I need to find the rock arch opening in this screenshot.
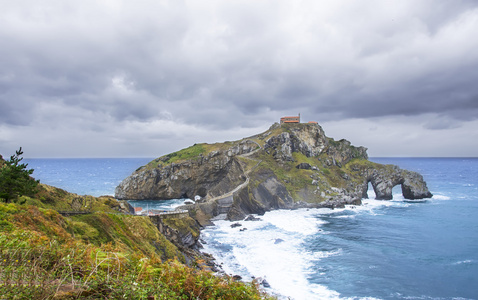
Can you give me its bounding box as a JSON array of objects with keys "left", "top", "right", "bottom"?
[
  {"left": 365, "top": 179, "right": 407, "bottom": 200},
  {"left": 366, "top": 182, "right": 376, "bottom": 199},
  {"left": 392, "top": 184, "right": 403, "bottom": 199}
]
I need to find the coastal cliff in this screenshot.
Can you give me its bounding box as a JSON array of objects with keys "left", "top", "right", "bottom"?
[{"left": 115, "top": 123, "right": 432, "bottom": 224}]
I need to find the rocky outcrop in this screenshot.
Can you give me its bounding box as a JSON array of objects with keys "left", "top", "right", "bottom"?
[
  {"left": 325, "top": 139, "right": 368, "bottom": 167},
  {"left": 355, "top": 163, "right": 433, "bottom": 200},
  {"left": 150, "top": 214, "right": 200, "bottom": 249},
  {"left": 115, "top": 140, "right": 257, "bottom": 200},
  {"left": 399, "top": 170, "right": 434, "bottom": 199},
  {"left": 115, "top": 123, "right": 432, "bottom": 224},
  {"left": 264, "top": 123, "right": 329, "bottom": 161},
  {"left": 117, "top": 200, "right": 136, "bottom": 214}
]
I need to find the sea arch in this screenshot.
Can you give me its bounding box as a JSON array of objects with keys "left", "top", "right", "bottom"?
[{"left": 362, "top": 167, "right": 432, "bottom": 200}]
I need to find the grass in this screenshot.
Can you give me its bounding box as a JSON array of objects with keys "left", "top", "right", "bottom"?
[
  {"left": 0, "top": 236, "right": 268, "bottom": 299},
  {"left": 146, "top": 144, "right": 207, "bottom": 169},
  {"left": 145, "top": 142, "right": 240, "bottom": 169},
  {"left": 204, "top": 141, "right": 237, "bottom": 153},
  {"left": 20, "top": 183, "right": 123, "bottom": 214},
  {"left": 69, "top": 212, "right": 183, "bottom": 261},
  {"left": 0, "top": 202, "right": 272, "bottom": 299}
]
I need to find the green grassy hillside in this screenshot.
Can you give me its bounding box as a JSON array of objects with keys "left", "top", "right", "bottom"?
[
  {"left": 0, "top": 151, "right": 271, "bottom": 299},
  {"left": 0, "top": 201, "right": 269, "bottom": 299}
]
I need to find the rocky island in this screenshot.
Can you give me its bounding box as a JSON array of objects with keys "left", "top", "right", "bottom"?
[{"left": 115, "top": 122, "right": 432, "bottom": 225}]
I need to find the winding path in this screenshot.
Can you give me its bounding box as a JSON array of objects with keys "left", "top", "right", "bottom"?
[{"left": 206, "top": 140, "right": 262, "bottom": 204}]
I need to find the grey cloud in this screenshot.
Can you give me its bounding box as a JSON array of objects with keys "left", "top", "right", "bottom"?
[
  {"left": 1, "top": 0, "right": 478, "bottom": 157},
  {"left": 423, "top": 116, "right": 461, "bottom": 130}
]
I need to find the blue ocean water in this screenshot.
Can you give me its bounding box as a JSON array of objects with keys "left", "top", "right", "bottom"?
[
  {"left": 202, "top": 158, "right": 478, "bottom": 300},
  {"left": 24, "top": 158, "right": 187, "bottom": 211},
  {"left": 24, "top": 158, "right": 153, "bottom": 197},
  {"left": 23, "top": 157, "right": 478, "bottom": 299}
]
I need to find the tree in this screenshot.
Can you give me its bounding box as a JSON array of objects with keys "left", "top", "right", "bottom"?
[{"left": 0, "top": 147, "right": 39, "bottom": 203}]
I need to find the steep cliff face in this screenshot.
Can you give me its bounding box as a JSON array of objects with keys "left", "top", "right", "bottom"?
[
  {"left": 115, "top": 123, "right": 432, "bottom": 223},
  {"left": 115, "top": 140, "right": 257, "bottom": 200}
]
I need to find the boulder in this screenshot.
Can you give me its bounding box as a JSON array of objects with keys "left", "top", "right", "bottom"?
[
  {"left": 232, "top": 275, "right": 242, "bottom": 281},
  {"left": 244, "top": 215, "right": 261, "bottom": 221},
  {"left": 261, "top": 279, "right": 271, "bottom": 288},
  {"left": 296, "top": 163, "right": 312, "bottom": 170}
]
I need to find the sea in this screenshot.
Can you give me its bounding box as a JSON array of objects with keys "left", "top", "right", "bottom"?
[{"left": 24, "top": 157, "right": 478, "bottom": 300}]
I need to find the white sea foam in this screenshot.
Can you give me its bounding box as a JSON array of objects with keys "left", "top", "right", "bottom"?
[
  {"left": 334, "top": 214, "right": 356, "bottom": 219},
  {"left": 452, "top": 259, "right": 474, "bottom": 265},
  {"left": 432, "top": 194, "right": 451, "bottom": 200},
  {"left": 349, "top": 198, "right": 405, "bottom": 215},
  {"left": 201, "top": 209, "right": 344, "bottom": 299},
  {"left": 261, "top": 208, "right": 326, "bottom": 235},
  {"left": 392, "top": 193, "right": 406, "bottom": 201},
  {"left": 201, "top": 198, "right": 422, "bottom": 299},
  {"left": 367, "top": 188, "right": 376, "bottom": 199},
  {"left": 310, "top": 248, "right": 343, "bottom": 260}
]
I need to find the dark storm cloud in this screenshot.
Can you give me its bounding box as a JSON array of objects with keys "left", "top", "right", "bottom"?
[{"left": 1, "top": 0, "right": 478, "bottom": 157}]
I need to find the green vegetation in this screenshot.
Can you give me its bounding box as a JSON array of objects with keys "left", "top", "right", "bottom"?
[
  {"left": 146, "top": 139, "right": 257, "bottom": 170},
  {"left": 162, "top": 144, "right": 206, "bottom": 164},
  {"left": 69, "top": 213, "right": 183, "bottom": 261},
  {"left": 147, "top": 144, "right": 207, "bottom": 168},
  {"left": 292, "top": 152, "right": 318, "bottom": 167},
  {"left": 0, "top": 149, "right": 272, "bottom": 299},
  {"left": 327, "top": 137, "right": 340, "bottom": 147},
  {"left": 343, "top": 158, "right": 376, "bottom": 171},
  {"left": 0, "top": 148, "right": 39, "bottom": 203},
  {"left": 0, "top": 203, "right": 268, "bottom": 299},
  {"left": 204, "top": 141, "right": 236, "bottom": 152},
  {"left": 17, "top": 183, "right": 124, "bottom": 213}
]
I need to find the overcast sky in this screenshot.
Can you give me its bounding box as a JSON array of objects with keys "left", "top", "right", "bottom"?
[{"left": 1, "top": 0, "right": 478, "bottom": 158}]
